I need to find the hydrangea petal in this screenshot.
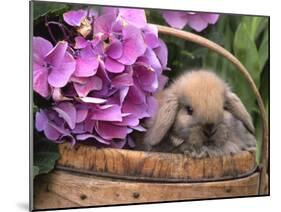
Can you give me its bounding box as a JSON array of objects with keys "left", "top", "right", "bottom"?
[
  {"left": 110, "top": 139, "right": 127, "bottom": 149},
  {"left": 101, "top": 7, "right": 118, "bottom": 16},
  {"left": 72, "top": 123, "right": 86, "bottom": 134},
  {"left": 63, "top": 9, "right": 87, "bottom": 26},
  {"left": 131, "top": 125, "right": 146, "bottom": 132},
  {"left": 33, "top": 66, "right": 50, "bottom": 97},
  {"left": 111, "top": 20, "right": 123, "bottom": 32},
  {"left": 127, "top": 84, "right": 146, "bottom": 104},
  {"left": 91, "top": 105, "right": 122, "bottom": 121},
  {"left": 144, "top": 32, "right": 159, "bottom": 48},
  {"left": 76, "top": 134, "right": 110, "bottom": 144},
  {"left": 113, "top": 114, "right": 139, "bottom": 126},
  {"left": 74, "top": 36, "right": 89, "bottom": 49},
  {"left": 123, "top": 99, "right": 150, "bottom": 119},
  {"left": 90, "top": 84, "right": 117, "bottom": 99},
  {"left": 91, "top": 39, "right": 104, "bottom": 55},
  {"left": 154, "top": 39, "right": 168, "bottom": 69},
  {"left": 144, "top": 24, "right": 158, "bottom": 36},
  {"left": 94, "top": 13, "right": 116, "bottom": 35},
  {"left": 105, "top": 57, "right": 125, "bottom": 73},
  {"left": 48, "top": 122, "right": 70, "bottom": 135},
  {"left": 48, "top": 52, "right": 76, "bottom": 88},
  {"left": 74, "top": 57, "right": 99, "bottom": 77},
  {"left": 106, "top": 40, "right": 123, "bottom": 59},
  {"left": 35, "top": 110, "right": 48, "bottom": 131},
  {"left": 88, "top": 8, "right": 98, "bottom": 18},
  {"left": 84, "top": 119, "right": 96, "bottom": 133},
  {"left": 53, "top": 102, "right": 77, "bottom": 129},
  {"left": 96, "top": 121, "right": 128, "bottom": 139},
  {"left": 96, "top": 61, "right": 111, "bottom": 83},
  {"left": 33, "top": 37, "right": 53, "bottom": 61},
  {"left": 76, "top": 109, "right": 88, "bottom": 123},
  {"left": 201, "top": 13, "right": 220, "bottom": 24},
  {"left": 79, "top": 96, "right": 107, "bottom": 104},
  {"left": 118, "top": 26, "right": 146, "bottom": 65},
  {"left": 52, "top": 88, "right": 72, "bottom": 102},
  {"left": 52, "top": 115, "right": 65, "bottom": 127},
  {"left": 147, "top": 96, "right": 158, "bottom": 116},
  {"left": 162, "top": 11, "right": 188, "bottom": 29},
  {"left": 119, "top": 8, "right": 147, "bottom": 28},
  {"left": 47, "top": 110, "right": 57, "bottom": 121},
  {"left": 74, "top": 46, "right": 99, "bottom": 77},
  {"left": 157, "top": 74, "right": 169, "bottom": 91},
  {"left": 187, "top": 14, "right": 208, "bottom": 32},
  {"left": 134, "top": 64, "right": 158, "bottom": 92},
  {"left": 112, "top": 73, "right": 133, "bottom": 88},
  {"left": 119, "top": 87, "right": 129, "bottom": 104},
  {"left": 60, "top": 134, "right": 76, "bottom": 146},
  {"left": 74, "top": 76, "right": 102, "bottom": 97},
  {"left": 49, "top": 122, "right": 70, "bottom": 135},
  {"left": 138, "top": 48, "right": 162, "bottom": 73},
  {"left": 45, "top": 41, "right": 68, "bottom": 68},
  {"left": 44, "top": 123, "right": 61, "bottom": 140}
]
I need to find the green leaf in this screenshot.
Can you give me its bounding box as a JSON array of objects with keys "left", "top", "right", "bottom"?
[
  {"left": 255, "top": 18, "right": 269, "bottom": 42},
  {"left": 259, "top": 65, "right": 269, "bottom": 105},
  {"left": 203, "top": 51, "right": 219, "bottom": 70},
  {"left": 219, "top": 18, "right": 235, "bottom": 79},
  {"left": 181, "top": 50, "right": 195, "bottom": 59},
  {"left": 258, "top": 28, "right": 269, "bottom": 71},
  {"left": 233, "top": 21, "right": 261, "bottom": 86},
  {"left": 34, "top": 152, "right": 59, "bottom": 175},
  {"left": 33, "top": 139, "right": 59, "bottom": 177},
  {"left": 33, "top": 166, "right": 40, "bottom": 178},
  {"left": 232, "top": 17, "right": 268, "bottom": 162},
  {"left": 33, "top": 1, "right": 68, "bottom": 20},
  {"left": 242, "top": 16, "right": 268, "bottom": 42}
]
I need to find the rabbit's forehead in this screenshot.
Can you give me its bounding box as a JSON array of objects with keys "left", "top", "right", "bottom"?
[{"left": 181, "top": 72, "right": 225, "bottom": 122}]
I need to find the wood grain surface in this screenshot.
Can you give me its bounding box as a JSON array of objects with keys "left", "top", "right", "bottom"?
[
  {"left": 33, "top": 170, "right": 260, "bottom": 210},
  {"left": 57, "top": 143, "right": 257, "bottom": 182}
]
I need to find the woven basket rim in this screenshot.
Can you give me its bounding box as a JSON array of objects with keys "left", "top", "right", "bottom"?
[{"left": 57, "top": 142, "right": 257, "bottom": 183}]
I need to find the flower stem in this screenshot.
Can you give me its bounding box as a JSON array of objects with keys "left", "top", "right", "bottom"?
[
  {"left": 47, "top": 21, "right": 70, "bottom": 40},
  {"left": 87, "top": 6, "right": 91, "bottom": 17},
  {"left": 45, "top": 16, "right": 57, "bottom": 44}
]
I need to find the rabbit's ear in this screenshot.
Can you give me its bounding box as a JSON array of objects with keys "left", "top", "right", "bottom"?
[
  {"left": 225, "top": 89, "right": 255, "bottom": 134},
  {"left": 144, "top": 91, "right": 178, "bottom": 146}
]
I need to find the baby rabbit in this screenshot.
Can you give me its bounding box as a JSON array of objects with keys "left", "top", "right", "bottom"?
[{"left": 143, "top": 70, "right": 256, "bottom": 158}]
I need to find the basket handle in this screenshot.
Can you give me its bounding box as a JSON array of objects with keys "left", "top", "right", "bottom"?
[{"left": 156, "top": 24, "right": 268, "bottom": 194}]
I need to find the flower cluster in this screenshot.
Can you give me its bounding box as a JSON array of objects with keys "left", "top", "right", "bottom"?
[
  {"left": 162, "top": 11, "right": 220, "bottom": 32},
  {"left": 33, "top": 8, "right": 168, "bottom": 148}
]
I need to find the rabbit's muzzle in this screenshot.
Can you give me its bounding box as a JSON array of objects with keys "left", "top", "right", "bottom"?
[{"left": 203, "top": 123, "right": 217, "bottom": 137}]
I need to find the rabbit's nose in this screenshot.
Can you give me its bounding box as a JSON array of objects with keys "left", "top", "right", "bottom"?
[{"left": 203, "top": 123, "right": 216, "bottom": 137}]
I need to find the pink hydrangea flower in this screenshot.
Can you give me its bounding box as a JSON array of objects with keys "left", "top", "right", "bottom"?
[
  {"left": 33, "top": 37, "right": 76, "bottom": 97},
  {"left": 162, "top": 11, "right": 220, "bottom": 32},
  {"left": 33, "top": 7, "right": 169, "bottom": 148}
]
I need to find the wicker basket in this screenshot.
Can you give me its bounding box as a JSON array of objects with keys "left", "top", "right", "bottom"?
[{"left": 34, "top": 25, "right": 269, "bottom": 210}]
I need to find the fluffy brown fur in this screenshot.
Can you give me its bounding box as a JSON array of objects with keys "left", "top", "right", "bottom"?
[{"left": 143, "top": 70, "right": 256, "bottom": 158}]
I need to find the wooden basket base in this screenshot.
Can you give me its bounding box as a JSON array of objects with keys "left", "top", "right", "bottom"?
[{"left": 34, "top": 170, "right": 260, "bottom": 210}]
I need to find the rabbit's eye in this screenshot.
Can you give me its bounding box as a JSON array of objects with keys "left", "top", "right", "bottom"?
[{"left": 185, "top": 106, "right": 193, "bottom": 115}]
